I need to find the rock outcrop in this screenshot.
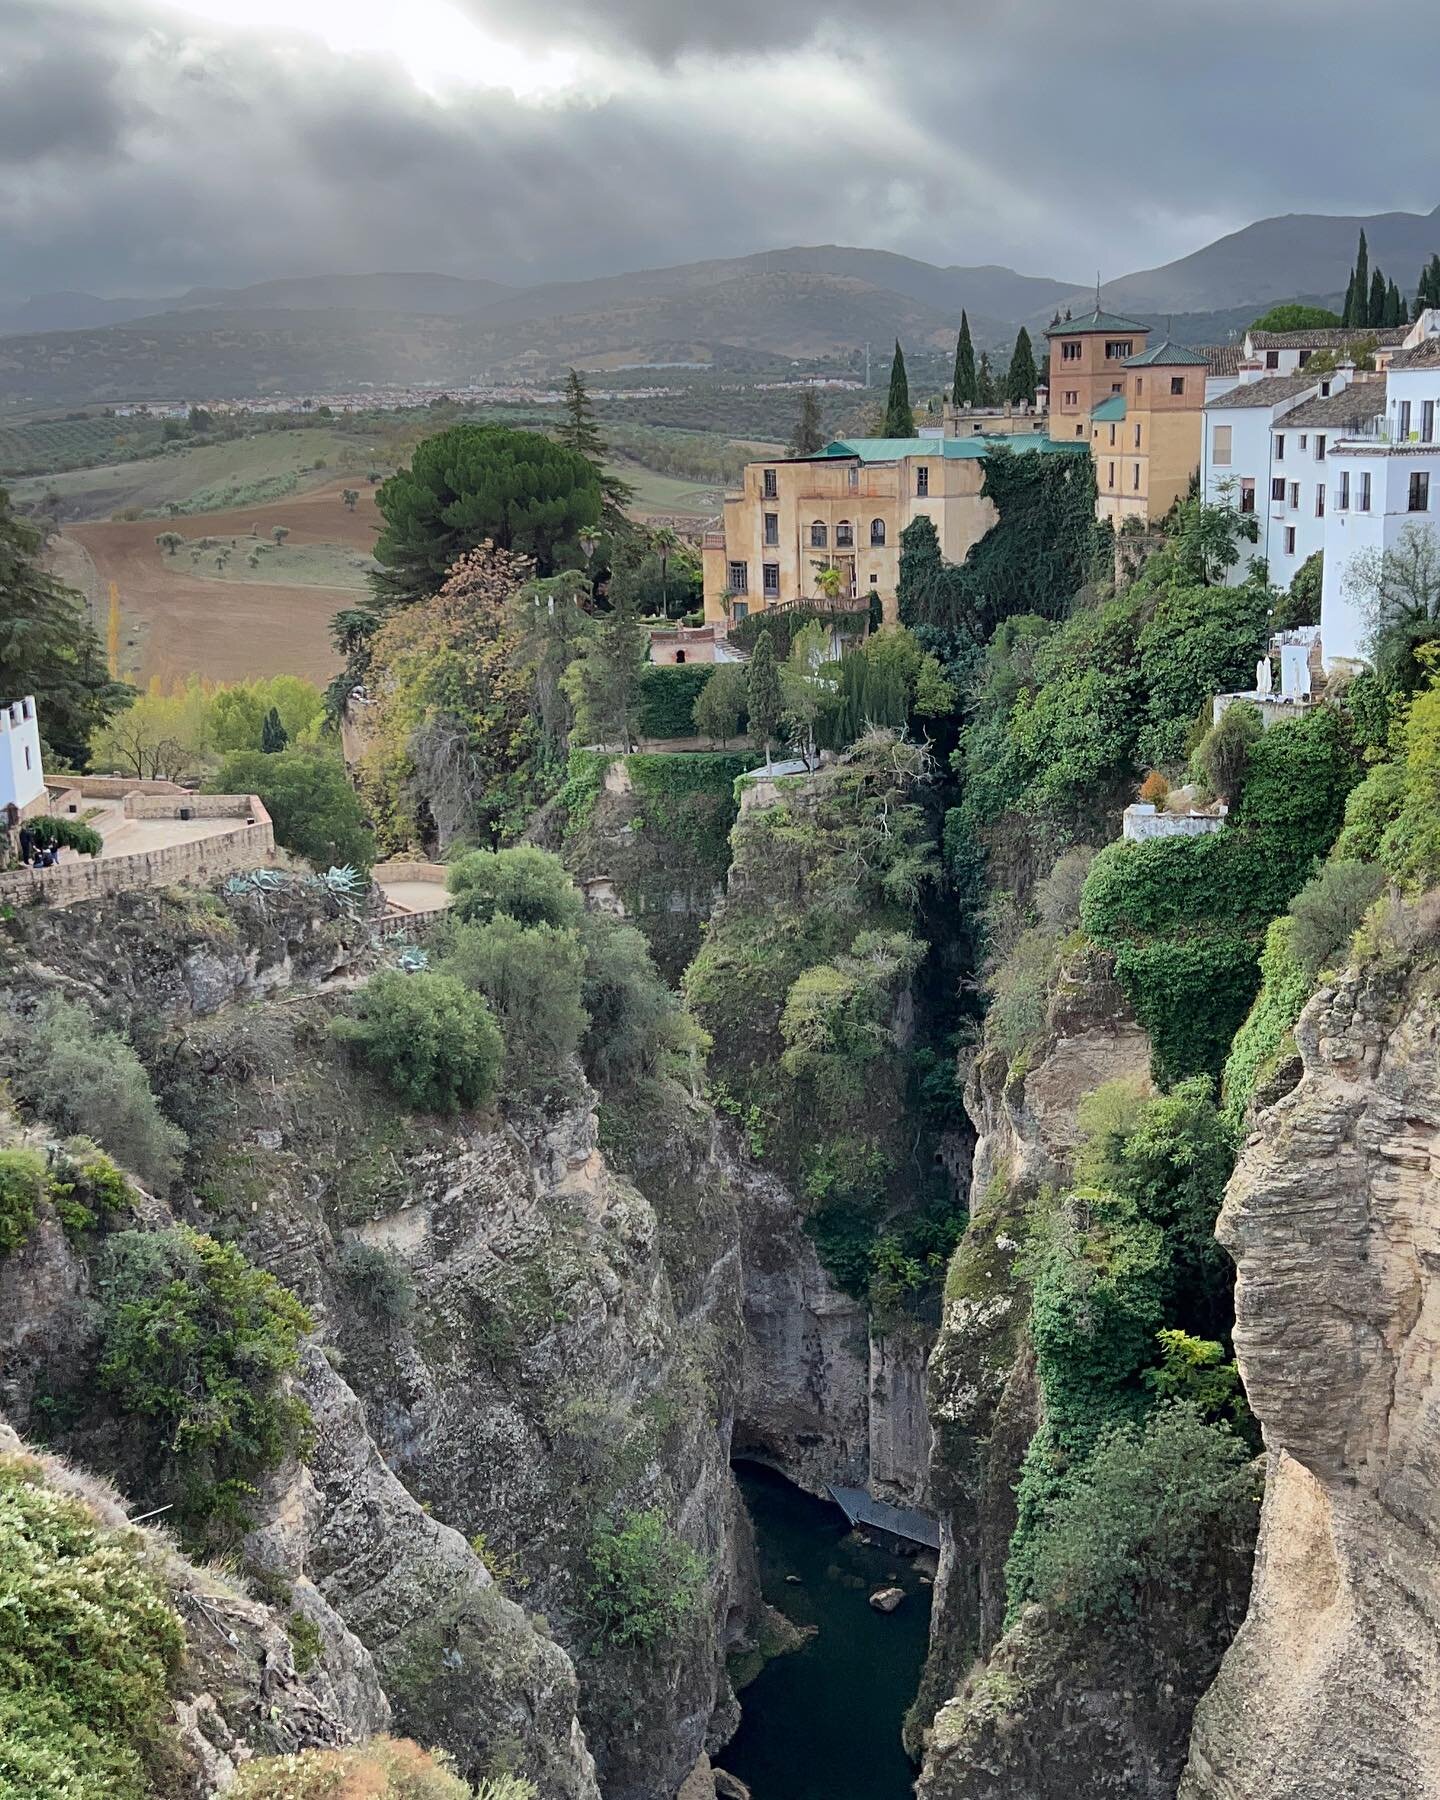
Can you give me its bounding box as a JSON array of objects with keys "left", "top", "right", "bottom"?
[
  {"left": 1182, "top": 948, "right": 1440, "bottom": 1799},
  {"left": 910, "top": 948, "right": 1152, "bottom": 1752}
]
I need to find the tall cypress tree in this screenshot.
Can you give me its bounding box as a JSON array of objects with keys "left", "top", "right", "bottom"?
[
  {"left": 1369, "top": 267, "right": 1387, "bottom": 331},
  {"left": 790, "top": 388, "right": 824, "bottom": 456},
  {"left": 1385, "top": 278, "right": 1404, "bottom": 328},
  {"left": 884, "top": 340, "right": 915, "bottom": 437},
  {"left": 746, "top": 629, "right": 783, "bottom": 768},
  {"left": 976, "top": 351, "right": 997, "bottom": 408},
  {"left": 1006, "top": 327, "right": 1038, "bottom": 405},
  {"left": 952, "top": 312, "right": 977, "bottom": 407},
  {"left": 1341, "top": 270, "right": 1357, "bottom": 328},
  {"left": 1354, "top": 230, "right": 1370, "bottom": 326}
]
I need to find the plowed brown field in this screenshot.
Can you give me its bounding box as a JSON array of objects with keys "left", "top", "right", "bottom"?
[{"left": 67, "top": 480, "right": 381, "bottom": 688}]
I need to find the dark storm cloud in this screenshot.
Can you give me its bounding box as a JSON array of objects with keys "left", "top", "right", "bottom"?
[{"left": 2, "top": 0, "right": 1438, "bottom": 305}]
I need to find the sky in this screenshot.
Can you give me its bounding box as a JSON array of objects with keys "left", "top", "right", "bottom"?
[{"left": 4, "top": 0, "right": 1440, "bottom": 303}]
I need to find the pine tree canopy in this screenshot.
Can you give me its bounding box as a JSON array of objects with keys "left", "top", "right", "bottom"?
[
  {"left": 884, "top": 340, "right": 915, "bottom": 437},
  {"left": 371, "top": 423, "right": 603, "bottom": 604}
]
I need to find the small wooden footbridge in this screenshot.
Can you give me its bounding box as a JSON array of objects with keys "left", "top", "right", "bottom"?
[{"left": 825, "top": 1484, "right": 940, "bottom": 1551}]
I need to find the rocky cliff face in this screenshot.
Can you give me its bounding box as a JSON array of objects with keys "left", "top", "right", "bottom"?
[
  {"left": 909, "top": 948, "right": 1152, "bottom": 1751},
  {"left": 1182, "top": 945, "right": 1440, "bottom": 1800}
]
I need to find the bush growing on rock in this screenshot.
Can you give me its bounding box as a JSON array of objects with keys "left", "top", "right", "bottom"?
[
  {"left": 0, "top": 1149, "right": 45, "bottom": 1256},
  {"left": 332, "top": 970, "right": 504, "bottom": 1115},
  {"left": 582, "top": 1508, "right": 708, "bottom": 1651},
  {"left": 95, "top": 1228, "right": 313, "bottom": 1531},
  {"left": 0, "top": 995, "right": 187, "bottom": 1190},
  {"left": 0, "top": 1451, "right": 185, "bottom": 1799},
  {"left": 445, "top": 845, "right": 584, "bottom": 930},
  {"left": 230, "top": 1735, "right": 505, "bottom": 1800},
  {"left": 441, "top": 916, "right": 588, "bottom": 1090}
]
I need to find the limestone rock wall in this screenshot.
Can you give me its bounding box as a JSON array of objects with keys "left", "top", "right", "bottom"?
[{"left": 1181, "top": 955, "right": 1440, "bottom": 1800}]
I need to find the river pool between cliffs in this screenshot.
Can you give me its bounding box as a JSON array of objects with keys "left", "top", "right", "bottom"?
[{"left": 717, "top": 1463, "right": 932, "bottom": 1800}]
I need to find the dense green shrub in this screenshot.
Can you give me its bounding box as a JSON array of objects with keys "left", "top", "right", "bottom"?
[
  {"left": 691, "top": 663, "right": 748, "bottom": 744},
  {"left": 333, "top": 970, "right": 504, "bottom": 1114},
  {"left": 1024, "top": 1403, "right": 1257, "bottom": 1624},
  {"left": 445, "top": 845, "right": 584, "bottom": 929},
  {"left": 1287, "top": 858, "right": 1386, "bottom": 977},
  {"left": 0, "top": 1150, "right": 45, "bottom": 1256},
  {"left": 1220, "top": 917, "right": 1310, "bottom": 1130},
  {"left": 0, "top": 1453, "right": 185, "bottom": 1799},
  {"left": 442, "top": 915, "right": 588, "bottom": 1088},
  {"left": 0, "top": 996, "right": 187, "bottom": 1190},
  {"left": 1136, "top": 582, "right": 1272, "bottom": 768},
  {"left": 578, "top": 912, "right": 696, "bottom": 1088},
  {"left": 21, "top": 815, "right": 104, "bottom": 858},
  {"left": 211, "top": 748, "right": 374, "bottom": 873},
  {"left": 95, "top": 1229, "right": 312, "bottom": 1529},
  {"left": 1192, "top": 702, "right": 1262, "bottom": 807},
  {"left": 1333, "top": 758, "right": 1407, "bottom": 863},
  {"left": 232, "top": 1735, "right": 498, "bottom": 1799},
  {"left": 636, "top": 664, "right": 714, "bottom": 738},
  {"left": 582, "top": 1508, "right": 708, "bottom": 1650}
]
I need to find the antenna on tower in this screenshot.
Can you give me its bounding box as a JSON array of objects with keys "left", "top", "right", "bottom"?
[{"left": 1095, "top": 272, "right": 1102, "bottom": 312}]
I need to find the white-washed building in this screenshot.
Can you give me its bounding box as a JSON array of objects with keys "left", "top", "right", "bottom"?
[
  {"left": 1320, "top": 312, "right": 1440, "bottom": 671},
  {"left": 0, "top": 696, "right": 44, "bottom": 817}
]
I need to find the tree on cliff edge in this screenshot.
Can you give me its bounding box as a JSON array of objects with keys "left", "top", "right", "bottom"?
[{"left": 883, "top": 341, "right": 915, "bottom": 438}]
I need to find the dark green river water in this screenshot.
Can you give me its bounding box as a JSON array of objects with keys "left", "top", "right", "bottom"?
[{"left": 716, "top": 1463, "right": 932, "bottom": 1800}]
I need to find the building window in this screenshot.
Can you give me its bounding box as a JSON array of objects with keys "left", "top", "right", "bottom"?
[
  {"left": 870, "top": 519, "right": 885, "bottom": 546},
  {"left": 1061, "top": 340, "right": 1082, "bottom": 361},
  {"left": 1213, "top": 425, "right": 1233, "bottom": 467},
  {"left": 916, "top": 467, "right": 929, "bottom": 496},
  {"left": 1133, "top": 463, "right": 1141, "bottom": 491},
  {"left": 1321, "top": 380, "right": 1332, "bottom": 396},
  {"left": 1284, "top": 526, "right": 1297, "bottom": 555},
  {"left": 869, "top": 572, "right": 878, "bottom": 586},
  {"left": 1299, "top": 436, "right": 1307, "bottom": 450},
  {"left": 1400, "top": 401, "right": 1413, "bottom": 439},
  {"left": 1171, "top": 376, "right": 1185, "bottom": 396},
  {"left": 762, "top": 469, "right": 777, "bottom": 498},
  {"left": 732, "top": 600, "right": 748, "bottom": 621},
  {"left": 1358, "top": 472, "right": 1372, "bottom": 512},
  {"left": 1316, "top": 484, "right": 1325, "bottom": 517},
  {"left": 1076, "top": 425, "right": 1084, "bottom": 438},
  {"left": 727, "top": 561, "right": 749, "bottom": 594},
  {"left": 836, "top": 520, "right": 854, "bottom": 547},
  {"left": 1271, "top": 477, "right": 1286, "bottom": 502},
  {"left": 1134, "top": 424, "right": 1141, "bottom": 448},
  {"left": 1136, "top": 378, "right": 1143, "bottom": 397},
  {"left": 763, "top": 563, "right": 780, "bottom": 595},
  {"left": 1424, "top": 400, "right": 1435, "bottom": 443},
  {"left": 1109, "top": 424, "right": 1116, "bottom": 446},
  {"left": 1299, "top": 350, "right": 1312, "bottom": 367},
  {"left": 810, "top": 521, "right": 827, "bottom": 548},
  {"left": 1315, "top": 434, "right": 1326, "bottom": 461},
  {"left": 1338, "top": 471, "right": 1350, "bottom": 510},
  {"left": 1105, "top": 339, "right": 1133, "bottom": 359},
  {"left": 848, "top": 466, "right": 860, "bottom": 491},
  {"left": 763, "top": 512, "right": 779, "bottom": 546},
  {"left": 1275, "top": 434, "right": 1285, "bottom": 461},
  {"left": 1108, "top": 461, "right": 1116, "bottom": 488},
  {"left": 1290, "top": 482, "right": 1300, "bottom": 509},
  {"left": 1240, "top": 479, "right": 1256, "bottom": 514},
  {"left": 675, "top": 649, "right": 686, "bottom": 664},
  {"left": 1409, "top": 471, "right": 1431, "bottom": 512},
  {"left": 1063, "top": 390, "right": 1078, "bottom": 407},
  {"left": 23, "top": 746, "right": 31, "bottom": 770},
  {"left": 1265, "top": 350, "right": 1280, "bottom": 369}
]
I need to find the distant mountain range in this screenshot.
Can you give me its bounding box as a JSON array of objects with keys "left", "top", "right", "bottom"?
[{"left": 2, "top": 201, "right": 1437, "bottom": 408}]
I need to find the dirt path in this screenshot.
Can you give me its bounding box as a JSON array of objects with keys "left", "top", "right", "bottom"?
[{"left": 66, "top": 480, "right": 381, "bottom": 687}]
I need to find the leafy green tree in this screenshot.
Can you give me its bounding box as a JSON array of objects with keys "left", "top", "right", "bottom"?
[
  {"left": 1193, "top": 702, "right": 1263, "bottom": 807},
  {"left": 1249, "top": 303, "right": 1342, "bottom": 332},
  {"left": 746, "top": 628, "right": 783, "bottom": 765},
  {"left": 372, "top": 424, "right": 603, "bottom": 603},
  {"left": 260, "top": 706, "right": 288, "bottom": 753},
  {"left": 578, "top": 910, "right": 694, "bottom": 1088},
  {"left": 789, "top": 388, "right": 825, "bottom": 456},
  {"left": 883, "top": 340, "right": 915, "bottom": 437},
  {"left": 562, "top": 590, "right": 648, "bottom": 750},
  {"left": 271, "top": 526, "right": 289, "bottom": 547},
  {"left": 952, "top": 311, "right": 977, "bottom": 407},
  {"left": 332, "top": 969, "right": 503, "bottom": 1113},
  {"left": 691, "top": 660, "right": 747, "bottom": 745},
  {"left": 442, "top": 914, "right": 589, "bottom": 1087},
  {"left": 1006, "top": 327, "right": 1038, "bottom": 405},
  {"left": 1274, "top": 550, "right": 1322, "bottom": 629},
  {"left": 209, "top": 749, "right": 374, "bottom": 871},
  {"left": 0, "top": 487, "right": 129, "bottom": 765},
  {"left": 155, "top": 530, "right": 185, "bottom": 555},
  {"left": 445, "top": 844, "right": 584, "bottom": 929},
  {"left": 779, "top": 621, "right": 833, "bottom": 764},
  {"left": 509, "top": 571, "right": 594, "bottom": 754},
  {"left": 341, "top": 488, "right": 360, "bottom": 511}
]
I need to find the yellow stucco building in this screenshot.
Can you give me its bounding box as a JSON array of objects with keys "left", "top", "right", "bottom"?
[
  {"left": 1046, "top": 304, "right": 1205, "bottom": 526},
  {"left": 702, "top": 431, "right": 1082, "bottom": 629}
]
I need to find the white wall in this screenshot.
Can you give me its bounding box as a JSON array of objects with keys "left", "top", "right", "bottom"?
[
  {"left": 1322, "top": 450, "right": 1440, "bottom": 670},
  {"left": 0, "top": 697, "right": 44, "bottom": 814},
  {"left": 1204, "top": 388, "right": 1317, "bottom": 584}
]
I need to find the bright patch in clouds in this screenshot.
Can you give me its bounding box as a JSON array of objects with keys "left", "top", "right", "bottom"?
[{"left": 143, "top": 0, "right": 586, "bottom": 97}]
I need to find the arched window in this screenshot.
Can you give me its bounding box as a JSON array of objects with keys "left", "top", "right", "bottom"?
[
  {"left": 870, "top": 518, "right": 886, "bottom": 547},
  {"left": 810, "top": 520, "right": 828, "bottom": 548},
  {"left": 675, "top": 650, "right": 686, "bottom": 664},
  {"left": 835, "top": 519, "right": 854, "bottom": 548}
]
